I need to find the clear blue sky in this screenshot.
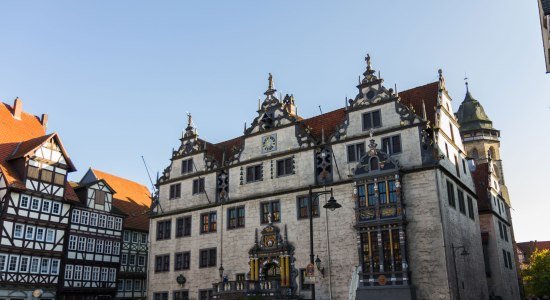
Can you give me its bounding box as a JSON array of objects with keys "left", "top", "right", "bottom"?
[{"left": 1, "top": 1, "right": 548, "bottom": 242}]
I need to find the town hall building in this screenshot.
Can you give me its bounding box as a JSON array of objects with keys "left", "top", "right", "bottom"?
[{"left": 147, "top": 55, "right": 521, "bottom": 299}]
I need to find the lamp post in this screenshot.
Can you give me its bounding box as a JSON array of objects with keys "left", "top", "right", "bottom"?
[
  {"left": 451, "top": 244, "right": 469, "bottom": 300},
  {"left": 308, "top": 186, "right": 342, "bottom": 300}
]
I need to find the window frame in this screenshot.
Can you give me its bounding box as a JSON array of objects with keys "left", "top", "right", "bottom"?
[
  {"left": 362, "top": 110, "right": 382, "bottom": 131},
  {"left": 169, "top": 183, "right": 182, "bottom": 200},
  {"left": 381, "top": 135, "right": 402, "bottom": 155},
  {"left": 347, "top": 142, "right": 366, "bottom": 163},
  {"left": 200, "top": 212, "right": 217, "bottom": 234},
  {"left": 192, "top": 178, "right": 205, "bottom": 195},
  {"left": 296, "top": 195, "right": 319, "bottom": 219},
  {"left": 181, "top": 158, "right": 194, "bottom": 175},
  {"left": 276, "top": 157, "right": 294, "bottom": 177},
  {"left": 199, "top": 248, "right": 217, "bottom": 268},
  {"left": 260, "top": 200, "right": 281, "bottom": 224},
  {"left": 245, "top": 164, "right": 263, "bottom": 183},
  {"left": 227, "top": 206, "right": 246, "bottom": 229}
]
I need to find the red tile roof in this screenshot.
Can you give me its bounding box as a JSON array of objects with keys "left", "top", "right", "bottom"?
[
  {"left": 0, "top": 101, "right": 79, "bottom": 202},
  {"left": 301, "top": 108, "right": 347, "bottom": 141},
  {"left": 517, "top": 241, "right": 550, "bottom": 263},
  {"left": 92, "top": 169, "right": 152, "bottom": 232},
  {"left": 398, "top": 81, "right": 440, "bottom": 125}
]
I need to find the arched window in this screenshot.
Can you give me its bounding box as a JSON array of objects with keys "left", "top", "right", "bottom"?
[
  {"left": 370, "top": 157, "right": 379, "bottom": 171},
  {"left": 470, "top": 148, "right": 479, "bottom": 159}
]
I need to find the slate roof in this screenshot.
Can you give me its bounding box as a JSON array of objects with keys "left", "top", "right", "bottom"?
[
  {"left": 0, "top": 101, "right": 78, "bottom": 202},
  {"left": 92, "top": 169, "right": 152, "bottom": 232},
  {"left": 456, "top": 91, "right": 495, "bottom": 132}
]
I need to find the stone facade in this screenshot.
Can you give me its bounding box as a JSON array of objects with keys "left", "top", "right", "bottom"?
[{"left": 148, "top": 56, "right": 500, "bottom": 300}]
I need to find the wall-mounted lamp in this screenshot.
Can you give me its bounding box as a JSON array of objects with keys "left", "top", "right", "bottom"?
[{"left": 315, "top": 255, "right": 325, "bottom": 277}]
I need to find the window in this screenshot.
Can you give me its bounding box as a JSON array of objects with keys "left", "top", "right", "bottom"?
[
  {"left": 138, "top": 255, "right": 146, "bottom": 266},
  {"left": 153, "top": 292, "right": 169, "bottom": 300},
  {"left": 125, "top": 279, "right": 133, "bottom": 291},
  {"left": 78, "top": 237, "right": 86, "bottom": 251},
  {"left": 19, "top": 256, "right": 29, "bottom": 273},
  {"left": 462, "top": 158, "right": 467, "bottom": 174},
  {"left": 154, "top": 255, "right": 170, "bottom": 272},
  {"left": 174, "top": 290, "right": 189, "bottom": 300},
  {"left": 25, "top": 226, "right": 35, "bottom": 240},
  {"left": 300, "top": 269, "right": 311, "bottom": 291},
  {"left": 95, "top": 190, "right": 106, "bottom": 205},
  {"left": 90, "top": 213, "right": 98, "bottom": 226},
  {"left": 503, "top": 225, "right": 509, "bottom": 242},
  {"left": 81, "top": 211, "right": 89, "bottom": 225},
  {"left": 246, "top": 164, "right": 263, "bottom": 182},
  {"left": 115, "top": 218, "right": 122, "bottom": 230},
  {"left": 169, "top": 183, "right": 181, "bottom": 200},
  {"left": 40, "top": 258, "right": 50, "bottom": 274},
  {"left": 362, "top": 110, "right": 382, "bottom": 130},
  {"left": 13, "top": 224, "right": 24, "bottom": 239},
  {"left": 132, "top": 232, "right": 139, "bottom": 243},
  {"left": 0, "top": 254, "right": 7, "bottom": 271},
  {"left": 83, "top": 266, "right": 91, "bottom": 280},
  {"left": 31, "top": 198, "right": 40, "bottom": 211},
  {"left": 20, "top": 195, "right": 30, "bottom": 208},
  {"left": 445, "top": 143, "right": 449, "bottom": 158},
  {"left": 200, "top": 212, "right": 217, "bottom": 234},
  {"left": 507, "top": 251, "right": 513, "bottom": 269},
  {"left": 199, "top": 290, "right": 213, "bottom": 300},
  {"left": 192, "top": 178, "right": 205, "bottom": 195},
  {"left": 261, "top": 200, "right": 280, "bottom": 224},
  {"left": 276, "top": 157, "right": 294, "bottom": 177},
  {"left": 107, "top": 216, "right": 114, "bottom": 229},
  {"left": 175, "top": 252, "right": 190, "bottom": 270},
  {"left": 92, "top": 267, "right": 100, "bottom": 281},
  {"left": 99, "top": 214, "right": 107, "bottom": 227},
  {"left": 123, "top": 231, "right": 130, "bottom": 242},
  {"left": 74, "top": 265, "right": 82, "bottom": 279},
  {"left": 498, "top": 221, "right": 504, "bottom": 239},
  {"left": 199, "top": 248, "right": 216, "bottom": 268},
  {"left": 503, "top": 249, "right": 509, "bottom": 268},
  {"left": 454, "top": 155, "right": 460, "bottom": 177},
  {"left": 457, "top": 190, "right": 466, "bottom": 214},
  {"left": 105, "top": 240, "right": 113, "bottom": 254},
  {"left": 446, "top": 181, "right": 456, "bottom": 208},
  {"left": 467, "top": 196, "right": 475, "bottom": 220},
  {"left": 109, "top": 268, "right": 116, "bottom": 282},
  {"left": 176, "top": 216, "right": 192, "bottom": 237},
  {"left": 30, "top": 257, "right": 40, "bottom": 273},
  {"left": 141, "top": 233, "right": 147, "bottom": 244},
  {"left": 69, "top": 235, "right": 77, "bottom": 250},
  {"left": 72, "top": 210, "right": 81, "bottom": 224},
  {"left": 65, "top": 264, "right": 73, "bottom": 279},
  {"left": 117, "top": 279, "right": 124, "bottom": 291},
  {"left": 181, "top": 158, "right": 194, "bottom": 175},
  {"left": 46, "top": 229, "right": 55, "bottom": 243},
  {"left": 113, "top": 242, "right": 120, "bottom": 255},
  {"left": 101, "top": 267, "right": 108, "bottom": 281},
  {"left": 129, "top": 254, "right": 136, "bottom": 265},
  {"left": 51, "top": 259, "right": 60, "bottom": 275},
  {"left": 52, "top": 202, "right": 61, "bottom": 214},
  {"left": 134, "top": 279, "right": 142, "bottom": 291},
  {"left": 96, "top": 239, "right": 104, "bottom": 253},
  {"left": 41, "top": 200, "right": 51, "bottom": 213},
  {"left": 35, "top": 228, "right": 45, "bottom": 241},
  {"left": 347, "top": 143, "right": 365, "bottom": 163},
  {"left": 236, "top": 273, "right": 246, "bottom": 282},
  {"left": 40, "top": 169, "right": 53, "bottom": 183},
  {"left": 156, "top": 220, "right": 172, "bottom": 240},
  {"left": 8, "top": 255, "right": 19, "bottom": 272},
  {"left": 382, "top": 135, "right": 402, "bottom": 155},
  {"left": 86, "top": 238, "right": 95, "bottom": 252},
  {"left": 54, "top": 172, "right": 65, "bottom": 185},
  {"left": 297, "top": 196, "right": 319, "bottom": 219},
  {"left": 121, "top": 254, "right": 128, "bottom": 265},
  {"left": 228, "top": 206, "right": 245, "bottom": 229}
]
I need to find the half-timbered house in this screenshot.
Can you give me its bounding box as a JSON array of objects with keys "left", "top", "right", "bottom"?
[
  {"left": 58, "top": 174, "right": 124, "bottom": 300},
  {"left": 0, "top": 98, "right": 78, "bottom": 300},
  {"left": 85, "top": 169, "right": 151, "bottom": 300}
]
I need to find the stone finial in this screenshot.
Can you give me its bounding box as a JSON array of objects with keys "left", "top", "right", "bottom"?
[
  {"left": 268, "top": 73, "right": 274, "bottom": 90},
  {"left": 438, "top": 69, "right": 446, "bottom": 91}
]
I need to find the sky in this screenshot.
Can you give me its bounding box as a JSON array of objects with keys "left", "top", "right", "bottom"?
[{"left": 0, "top": 1, "right": 548, "bottom": 242}]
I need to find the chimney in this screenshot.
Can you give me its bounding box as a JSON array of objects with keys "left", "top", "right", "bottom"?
[
  {"left": 40, "top": 114, "right": 48, "bottom": 129},
  {"left": 13, "top": 97, "right": 22, "bottom": 120}
]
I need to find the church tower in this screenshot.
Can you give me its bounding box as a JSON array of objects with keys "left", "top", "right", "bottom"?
[{"left": 455, "top": 82, "right": 510, "bottom": 203}]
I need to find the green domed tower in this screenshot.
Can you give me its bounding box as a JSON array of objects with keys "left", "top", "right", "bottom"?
[{"left": 456, "top": 82, "right": 510, "bottom": 203}]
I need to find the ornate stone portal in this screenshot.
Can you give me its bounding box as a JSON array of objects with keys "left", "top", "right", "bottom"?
[{"left": 213, "top": 221, "right": 297, "bottom": 299}]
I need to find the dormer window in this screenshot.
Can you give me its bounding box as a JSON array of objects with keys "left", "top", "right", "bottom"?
[
  {"left": 95, "top": 190, "right": 106, "bottom": 205},
  {"left": 27, "top": 165, "right": 65, "bottom": 186}
]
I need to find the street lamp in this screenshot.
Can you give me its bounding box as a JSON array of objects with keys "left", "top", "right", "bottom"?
[
  {"left": 451, "top": 244, "right": 469, "bottom": 300},
  {"left": 219, "top": 264, "right": 224, "bottom": 280},
  {"left": 308, "top": 186, "right": 341, "bottom": 300}
]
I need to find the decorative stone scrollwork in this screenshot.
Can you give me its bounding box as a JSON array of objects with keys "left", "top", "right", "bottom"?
[
  {"left": 315, "top": 146, "right": 333, "bottom": 184},
  {"left": 216, "top": 169, "right": 229, "bottom": 202}
]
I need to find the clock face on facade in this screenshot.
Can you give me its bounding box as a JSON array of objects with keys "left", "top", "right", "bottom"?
[{"left": 261, "top": 134, "right": 277, "bottom": 153}]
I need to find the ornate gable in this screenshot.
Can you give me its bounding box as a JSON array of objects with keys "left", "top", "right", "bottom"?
[
  {"left": 245, "top": 74, "right": 300, "bottom": 135},
  {"left": 354, "top": 131, "right": 400, "bottom": 178}
]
